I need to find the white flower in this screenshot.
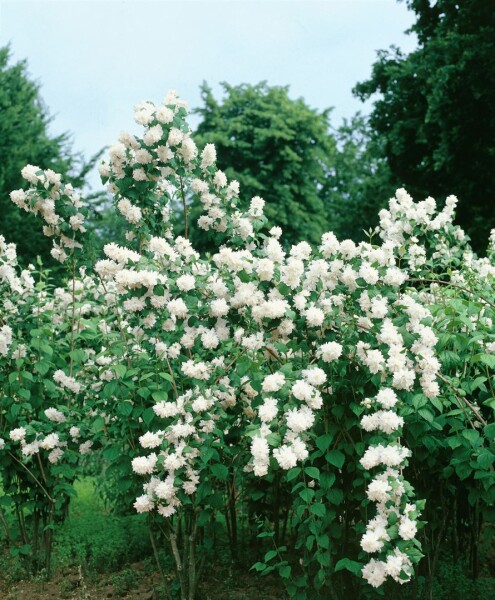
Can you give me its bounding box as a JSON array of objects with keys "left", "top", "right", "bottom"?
[
  {"left": 143, "top": 125, "right": 163, "bottom": 146},
  {"left": 361, "top": 531, "right": 385, "bottom": 554},
  {"left": 291, "top": 380, "right": 314, "bottom": 402},
  {"left": 79, "top": 441, "right": 93, "bottom": 455},
  {"left": 156, "top": 106, "right": 174, "bottom": 123},
  {"left": 132, "top": 454, "right": 158, "bottom": 475},
  {"left": 399, "top": 517, "right": 417, "bottom": 540},
  {"left": 262, "top": 372, "right": 286, "bottom": 393},
  {"left": 134, "top": 494, "right": 154, "bottom": 513},
  {"left": 21, "top": 164, "right": 41, "bottom": 184},
  {"left": 139, "top": 432, "right": 162, "bottom": 449},
  {"left": 44, "top": 408, "right": 66, "bottom": 423},
  {"left": 210, "top": 298, "right": 229, "bottom": 317},
  {"left": 176, "top": 274, "right": 195, "bottom": 291},
  {"left": 48, "top": 448, "right": 63, "bottom": 463},
  {"left": 366, "top": 479, "right": 392, "bottom": 503},
  {"left": 10, "top": 427, "right": 26, "bottom": 442},
  {"left": 273, "top": 444, "right": 298, "bottom": 470},
  {"left": 319, "top": 341, "right": 343, "bottom": 362},
  {"left": 305, "top": 306, "right": 325, "bottom": 327},
  {"left": 53, "top": 370, "right": 81, "bottom": 394},
  {"left": 258, "top": 397, "right": 278, "bottom": 422},
  {"left": 201, "top": 144, "right": 216, "bottom": 169},
  {"left": 249, "top": 196, "right": 265, "bottom": 217},
  {"left": 362, "top": 559, "right": 387, "bottom": 587},
  {"left": 286, "top": 406, "right": 314, "bottom": 433},
  {"left": 167, "top": 298, "right": 188, "bottom": 318},
  {"left": 0, "top": 325, "right": 13, "bottom": 357},
  {"left": 302, "top": 367, "right": 326, "bottom": 386}
]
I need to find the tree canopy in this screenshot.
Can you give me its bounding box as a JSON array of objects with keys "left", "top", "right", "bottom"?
[
  {"left": 193, "top": 82, "right": 336, "bottom": 249},
  {"left": 324, "top": 114, "right": 396, "bottom": 242},
  {"left": 354, "top": 0, "right": 495, "bottom": 251}
]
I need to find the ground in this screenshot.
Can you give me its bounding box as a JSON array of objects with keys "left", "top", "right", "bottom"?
[{"left": 0, "top": 479, "right": 285, "bottom": 600}]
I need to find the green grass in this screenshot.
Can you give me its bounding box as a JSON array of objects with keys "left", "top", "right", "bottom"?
[{"left": 53, "top": 478, "right": 152, "bottom": 573}]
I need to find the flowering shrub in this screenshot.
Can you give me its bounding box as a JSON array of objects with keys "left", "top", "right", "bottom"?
[{"left": 1, "top": 91, "right": 494, "bottom": 599}]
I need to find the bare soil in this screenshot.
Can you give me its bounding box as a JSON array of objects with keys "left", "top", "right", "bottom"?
[{"left": 2, "top": 561, "right": 286, "bottom": 600}]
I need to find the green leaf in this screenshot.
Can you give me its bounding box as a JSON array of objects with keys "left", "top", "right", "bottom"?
[
  {"left": 477, "top": 450, "right": 495, "bottom": 470},
  {"left": 152, "top": 390, "right": 168, "bottom": 402},
  {"left": 118, "top": 402, "right": 133, "bottom": 417},
  {"left": 484, "top": 423, "right": 495, "bottom": 439},
  {"left": 210, "top": 463, "right": 229, "bottom": 481},
  {"left": 334, "top": 558, "right": 362, "bottom": 577},
  {"left": 418, "top": 408, "right": 434, "bottom": 423},
  {"left": 304, "top": 466, "right": 320, "bottom": 480},
  {"left": 69, "top": 349, "right": 87, "bottom": 364},
  {"left": 137, "top": 387, "right": 151, "bottom": 400},
  {"left": 91, "top": 416, "right": 105, "bottom": 433},
  {"left": 103, "top": 446, "right": 121, "bottom": 462},
  {"left": 474, "top": 354, "right": 495, "bottom": 369},
  {"left": 299, "top": 488, "right": 315, "bottom": 503},
  {"left": 142, "top": 407, "right": 155, "bottom": 427},
  {"left": 286, "top": 467, "right": 301, "bottom": 482},
  {"left": 462, "top": 429, "right": 481, "bottom": 445},
  {"left": 278, "top": 565, "right": 291, "bottom": 578},
  {"left": 327, "top": 488, "right": 344, "bottom": 505},
  {"left": 113, "top": 364, "right": 127, "bottom": 378},
  {"left": 310, "top": 503, "right": 326, "bottom": 517},
  {"left": 34, "top": 360, "right": 51, "bottom": 376},
  {"left": 316, "top": 552, "right": 330, "bottom": 567},
  {"left": 264, "top": 550, "right": 277, "bottom": 562},
  {"left": 326, "top": 450, "right": 345, "bottom": 469}
]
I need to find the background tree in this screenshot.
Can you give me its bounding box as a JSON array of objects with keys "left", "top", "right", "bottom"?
[
  {"left": 0, "top": 46, "right": 102, "bottom": 267},
  {"left": 354, "top": 0, "right": 495, "bottom": 252},
  {"left": 324, "top": 114, "right": 396, "bottom": 242},
  {"left": 193, "top": 82, "right": 336, "bottom": 250}
]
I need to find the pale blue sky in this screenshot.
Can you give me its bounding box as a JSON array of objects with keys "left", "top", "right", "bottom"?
[{"left": 0, "top": 0, "right": 417, "bottom": 189}]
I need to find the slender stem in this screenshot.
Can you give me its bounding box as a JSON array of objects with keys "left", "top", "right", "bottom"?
[
  {"left": 188, "top": 512, "right": 198, "bottom": 600},
  {"left": 437, "top": 373, "right": 487, "bottom": 427},
  {"left": 169, "top": 517, "right": 187, "bottom": 599},
  {"left": 0, "top": 507, "right": 11, "bottom": 547},
  {"left": 149, "top": 521, "right": 173, "bottom": 600},
  {"left": 8, "top": 452, "right": 55, "bottom": 503},
  {"left": 215, "top": 349, "right": 248, "bottom": 384},
  {"left": 408, "top": 277, "right": 495, "bottom": 310},
  {"left": 98, "top": 276, "right": 132, "bottom": 368},
  {"left": 180, "top": 176, "right": 188, "bottom": 239},
  {"left": 16, "top": 504, "right": 28, "bottom": 546},
  {"left": 165, "top": 356, "right": 179, "bottom": 399},
  {"left": 37, "top": 454, "right": 48, "bottom": 484}
]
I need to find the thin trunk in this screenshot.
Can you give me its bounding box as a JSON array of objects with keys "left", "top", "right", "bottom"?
[{"left": 149, "top": 524, "right": 173, "bottom": 600}]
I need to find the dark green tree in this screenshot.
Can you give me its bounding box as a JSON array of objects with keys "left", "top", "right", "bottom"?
[
  {"left": 324, "top": 114, "right": 396, "bottom": 242},
  {"left": 354, "top": 0, "right": 495, "bottom": 251},
  {"left": 193, "top": 82, "right": 336, "bottom": 249},
  {"left": 0, "top": 46, "right": 100, "bottom": 266}
]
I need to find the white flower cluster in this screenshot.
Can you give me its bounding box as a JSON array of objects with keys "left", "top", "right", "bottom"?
[
  {"left": 7, "top": 426, "right": 65, "bottom": 463},
  {"left": 10, "top": 168, "right": 87, "bottom": 263},
  {"left": 359, "top": 386, "right": 421, "bottom": 585},
  {"left": 132, "top": 382, "right": 235, "bottom": 517},
  {"left": 0, "top": 324, "right": 13, "bottom": 357},
  {"left": 53, "top": 369, "right": 82, "bottom": 394}
]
